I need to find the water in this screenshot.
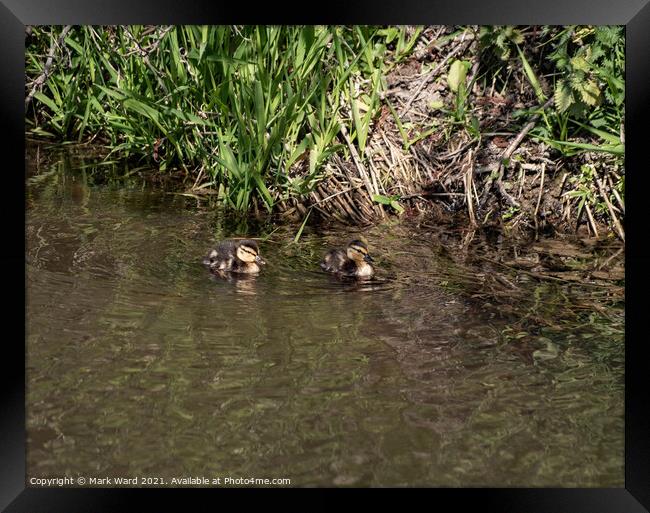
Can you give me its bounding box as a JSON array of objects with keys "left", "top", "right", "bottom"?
[{"left": 26, "top": 153, "right": 624, "bottom": 487}]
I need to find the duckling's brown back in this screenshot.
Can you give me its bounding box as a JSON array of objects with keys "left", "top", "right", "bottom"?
[
  {"left": 320, "top": 248, "right": 347, "bottom": 272},
  {"left": 213, "top": 238, "right": 258, "bottom": 258},
  {"left": 204, "top": 239, "right": 239, "bottom": 269},
  {"left": 214, "top": 239, "right": 238, "bottom": 257}
]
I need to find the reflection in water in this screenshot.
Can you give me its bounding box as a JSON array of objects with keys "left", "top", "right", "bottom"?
[
  {"left": 26, "top": 157, "right": 624, "bottom": 487},
  {"left": 207, "top": 270, "right": 261, "bottom": 295}
]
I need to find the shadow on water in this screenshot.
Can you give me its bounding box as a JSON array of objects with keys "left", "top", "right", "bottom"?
[{"left": 26, "top": 150, "right": 623, "bottom": 487}]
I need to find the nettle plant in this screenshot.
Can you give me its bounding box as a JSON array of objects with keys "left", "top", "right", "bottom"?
[
  {"left": 478, "top": 25, "right": 525, "bottom": 61},
  {"left": 548, "top": 26, "right": 625, "bottom": 119}
]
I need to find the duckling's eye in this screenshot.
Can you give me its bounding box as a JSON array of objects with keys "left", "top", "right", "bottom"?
[{"left": 209, "top": 257, "right": 215, "bottom": 263}]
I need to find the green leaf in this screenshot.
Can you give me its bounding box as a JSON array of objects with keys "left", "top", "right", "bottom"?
[
  {"left": 293, "top": 209, "right": 312, "bottom": 243},
  {"left": 252, "top": 172, "right": 274, "bottom": 210},
  {"left": 517, "top": 45, "right": 546, "bottom": 102},
  {"left": 372, "top": 194, "right": 392, "bottom": 205},
  {"left": 308, "top": 148, "right": 318, "bottom": 177},
  {"left": 534, "top": 135, "right": 624, "bottom": 155},
  {"left": 390, "top": 200, "right": 405, "bottom": 214},
  {"left": 570, "top": 119, "right": 620, "bottom": 145},
  {"left": 554, "top": 79, "right": 573, "bottom": 113},
  {"left": 386, "top": 100, "right": 409, "bottom": 149},
  {"left": 33, "top": 92, "right": 59, "bottom": 112},
  {"left": 254, "top": 80, "right": 267, "bottom": 146},
  {"left": 216, "top": 143, "right": 242, "bottom": 179},
  {"left": 510, "top": 29, "right": 524, "bottom": 45},
  {"left": 350, "top": 80, "right": 366, "bottom": 153},
  {"left": 470, "top": 116, "right": 480, "bottom": 133},
  {"left": 373, "top": 194, "right": 405, "bottom": 214},
  {"left": 123, "top": 98, "right": 160, "bottom": 123},
  {"left": 95, "top": 85, "right": 127, "bottom": 101},
  {"left": 570, "top": 55, "right": 590, "bottom": 72},
  {"left": 579, "top": 79, "right": 601, "bottom": 106},
  {"left": 285, "top": 137, "right": 312, "bottom": 170},
  {"left": 447, "top": 59, "right": 470, "bottom": 93}
]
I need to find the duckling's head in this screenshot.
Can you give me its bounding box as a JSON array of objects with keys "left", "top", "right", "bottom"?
[
  {"left": 203, "top": 249, "right": 218, "bottom": 269},
  {"left": 346, "top": 239, "right": 374, "bottom": 264},
  {"left": 236, "top": 240, "right": 266, "bottom": 265}
]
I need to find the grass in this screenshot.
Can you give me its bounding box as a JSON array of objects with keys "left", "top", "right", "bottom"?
[{"left": 26, "top": 26, "right": 396, "bottom": 212}]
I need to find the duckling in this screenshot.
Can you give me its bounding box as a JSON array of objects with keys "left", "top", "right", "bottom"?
[
  {"left": 203, "top": 239, "right": 266, "bottom": 274},
  {"left": 320, "top": 239, "right": 375, "bottom": 278}
]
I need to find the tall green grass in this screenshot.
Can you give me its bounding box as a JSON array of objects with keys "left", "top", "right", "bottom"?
[{"left": 26, "top": 26, "right": 403, "bottom": 211}]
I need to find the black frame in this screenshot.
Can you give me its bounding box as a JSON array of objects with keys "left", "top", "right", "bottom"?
[{"left": 3, "top": 1, "right": 649, "bottom": 511}]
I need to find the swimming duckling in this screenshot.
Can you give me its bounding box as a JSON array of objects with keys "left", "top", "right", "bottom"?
[
  {"left": 320, "top": 239, "right": 375, "bottom": 278},
  {"left": 203, "top": 239, "right": 266, "bottom": 274}
]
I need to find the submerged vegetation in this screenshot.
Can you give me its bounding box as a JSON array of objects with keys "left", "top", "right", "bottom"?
[{"left": 26, "top": 25, "right": 624, "bottom": 239}]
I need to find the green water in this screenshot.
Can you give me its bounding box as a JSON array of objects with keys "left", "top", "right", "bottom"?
[{"left": 26, "top": 154, "right": 624, "bottom": 487}]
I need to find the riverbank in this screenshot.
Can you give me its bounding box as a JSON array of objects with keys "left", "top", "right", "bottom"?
[{"left": 26, "top": 26, "right": 625, "bottom": 240}]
